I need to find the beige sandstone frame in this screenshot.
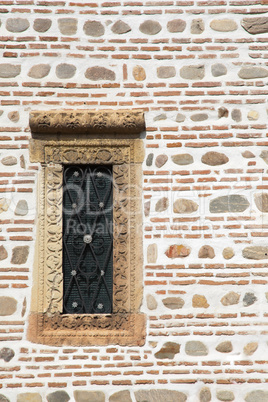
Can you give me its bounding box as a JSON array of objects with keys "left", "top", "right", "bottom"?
[{"left": 27, "top": 110, "right": 146, "bottom": 346}]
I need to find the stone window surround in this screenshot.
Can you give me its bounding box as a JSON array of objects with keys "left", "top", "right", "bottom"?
[{"left": 27, "top": 109, "right": 146, "bottom": 346}]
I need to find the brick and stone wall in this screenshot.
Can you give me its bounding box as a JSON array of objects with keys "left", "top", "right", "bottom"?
[{"left": 0, "top": 1, "right": 268, "bottom": 401}]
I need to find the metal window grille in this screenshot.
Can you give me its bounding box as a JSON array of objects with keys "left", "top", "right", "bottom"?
[{"left": 62, "top": 165, "right": 113, "bottom": 314}]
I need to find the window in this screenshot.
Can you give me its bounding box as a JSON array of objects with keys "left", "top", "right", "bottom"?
[{"left": 27, "top": 110, "right": 145, "bottom": 346}]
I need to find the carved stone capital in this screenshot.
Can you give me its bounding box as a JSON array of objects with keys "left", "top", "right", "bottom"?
[{"left": 29, "top": 109, "right": 145, "bottom": 137}]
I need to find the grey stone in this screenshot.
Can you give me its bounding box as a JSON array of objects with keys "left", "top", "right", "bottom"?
[
  {"left": 146, "top": 294, "right": 157, "bottom": 310},
  {"left": 201, "top": 151, "right": 229, "bottom": 166},
  {"left": 254, "top": 193, "right": 268, "bottom": 212},
  {"left": 33, "top": 18, "right": 52, "bottom": 33},
  {"left": 216, "top": 341, "right": 233, "bottom": 353},
  {"left": 74, "top": 391, "right": 104, "bottom": 402},
  {"left": 21, "top": 297, "right": 27, "bottom": 317},
  {"left": 147, "top": 244, "right": 158, "bottom": 263},
  {"left": 133, "top": 65, "right": 146, "bottom": 81},
  {"left": 209, "top": 195, "right": 249, "bottom": 213},
  {"left": 165, "top": 244, "right": 191, "bottom": 259},
  {"left": 238, "top": 67, "right": 268, "bottom": 80},
  {"left": 180, "top": 64, "right": 205, "bottom": 80},
  {"left": 8, "top": 111, "right": 19, "bottom": 123},
  {"left": 111, "top": 20, "right": 131, "bottom": 34},
  {"left": 0, "top": 198, "right": 9, "bottom": 213},
  {"left": 11, "top": 246, "right": 29, "bottom": 265},
  {"left": 245, "top": 390, "right": 268, "bottom": 402},
  {"left": 135, "top": 390, "right": 187, "bottom": 402},
  {"left": 1, "top": 156, "right": 17, "bottom": 166},
  {"left": 172, "top": 153, "right": 193, "bottom": 165},
  {"left": 83, "top": 21, "right": 105, "bottom": 37},
  {"left": 162, "top": 297, "right": 184, "bottom": 310},
  {"left": 139, "top": 20, "right": 162, "bottom": 35},
  {"left": 191, "top": 113, "right": 208, "bottom": 122},
  {"left": 216, "top": 390, "right": 234, "bottom": 401},
  {"left": 155, "top": 342, "right": 180, "bottom": 359},
  {"left": 221, "top": 292, "right": 240, "bottom": 306},
  {"left": 198, "top": 245, "right": 215, "bottom": 259},
  {"left": 0, "top": 297, "right": 17, "bottom": 316},
  {"left": 0, "top": 395, "right": 9, "bottom": 402},
  {"left": 109, "top": 390, "right": 132, "bottom": 402},
  {"left": 28, "top": 64, "right": 51, "bottom": 79},
  {"left": 144, "top": 200, "right": 150, "bottom": 217},
  {"left": 211, "top": 63, "right": 227, "bottom": 77},
  {"left": 20, "top": 155, "right": 26, "bottom": 169},
  {"left": 0, "top": 348, "right": 14, "bottom": 362},
  {"left": 191, "top": 18, "right": 204, "bottom": 34},
  {"left": 185, "top": 341, "right": 208, "bottom": 356},
  {"left": 244, "top": 342, "right": 258, "bottom": 356},
  {"left": 222, "top": 247, "right": 234, "bottom": 260},
  {"left": 155, "top": 197, "right": 169, "bottom": 212},
  {"left": 17, "top": 394, "right": 42, "bottom": 402},
  {"left": 243, "top": 292, "right": 257, "bottom": 307},
  {"left": 85, "top": 67, "right": 115, "bottom": 81},
  {"left": 210, "top": 19, "right": 237, "bottom": 32},
  {"left": 0, "top": 245, "right": 8, "bottom": 261},
  {"left": 167, "top": 19, "right": 186, "bottom": 33},
  {"left": 175, "top": 113, "right": 186, "bottom": 123},
  {"left": 6, "top": 18, "right": 29, "bottom": 32},
  {"left": 218, "top": 107, "right": 229, "bottom": 118},
  {"left": 47, "top": 391, "right": 70, "bottom": 402},
  {"left": 58, "top": 18, "right": 77, "bottom": 35},
  {"left": 242, "top": 150, "right": 255, "bottom": 158},
  {"left": 241, "top": 17, "right": 268, "bottom": 35},
  {"left": 157, "top": 66, "right": 176, "bottom": 79},
  {"left": 15, "top": 200, "right": 28, "bottom": 216},
  {"left": 146, "top": 153, "right": 154, "bottom": 166},
  {"left": 231, "top": 108, "right": 242, "bottom": 122},
  {"left": 56, "top": 63, "right": 76, "bottom": 79},
  {"left": 243, "top": 246, "right": 268, "bottom": 260},
  {"left": 260, "top": 150, "right": 268, "bottom": 164},
  {"left": 155, "top": 154, "right": 168, "bottom": 168},
  {"left": 200, "top": 387, "right": 211, "bottom": 402},
  {"left": 154, "top": 114, "right": 166, "bottom": 121},
  {"left": 173, "top": 199, "right": 198, "bottom": 214},
  {"left": 0, "top": 64, "right": 21, "bottom": 78}
]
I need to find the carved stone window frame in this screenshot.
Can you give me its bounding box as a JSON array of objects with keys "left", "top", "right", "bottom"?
[{"left": 27, "top": 110, "right": 146, "bottom": 346}]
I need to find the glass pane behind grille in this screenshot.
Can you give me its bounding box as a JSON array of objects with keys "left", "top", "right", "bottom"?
[{"left": 62, "top": 165, "right": 113, "bottom": 314}]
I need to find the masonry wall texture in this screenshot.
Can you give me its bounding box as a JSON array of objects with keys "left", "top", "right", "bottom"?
[{"left": 0, "top": 0, "right": 268, "bottom": 401}]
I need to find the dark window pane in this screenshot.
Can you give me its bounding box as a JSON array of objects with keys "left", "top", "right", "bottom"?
[{"left": 62, "top": 165, "right": 113, "bottom": 314}]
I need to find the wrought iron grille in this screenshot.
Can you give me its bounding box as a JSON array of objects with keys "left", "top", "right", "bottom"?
[{"left": 62, "top": 165, "right": 113, "bottom": 314}]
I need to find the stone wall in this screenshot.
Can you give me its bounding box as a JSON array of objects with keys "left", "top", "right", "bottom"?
[{"left": 0, "top": 0, "right": 268, "bottom": 401}]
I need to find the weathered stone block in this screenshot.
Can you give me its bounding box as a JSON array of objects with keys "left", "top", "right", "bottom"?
[
  {"left": 146, "top": 153, "right": 154, "bottom": 166},
  {"left": 133, "top": 65, "right": 146, "bottom": 81},
  {"left": 218, "top": 107, "right": 228, "bottom": 118},
  {"left": 242, "top": 246, "right": 268, "bottom": 260},
  {"left": 28, "top": 64, "right": 51, "bottom": 79},
  {"left": 172, "top": 154, "right": 193, "bottom": 165},
  {"left": 56, "top": 63, "right": 76, "bottom": 79},
  {"left": 245, "top": 390, "right": 268, "bottom": 402},
  {"left": 15, "top": 200, "right": 28, "bottom": 216},
  {"left": 11, "top": 245, "right": 29, "bottom": 265},
  {"left": 144, "top": 200, "right": 150, "bottom": 217},
  {"left": 185, "top": 341, "right": 208, "bottom": 356},
  {"left": 210, "top": 19, "right": 237, "bottom": 32},
  {"left": 163, "top": 297, "right": 184, "bottom": 309},
  {"left": 0, "top": 347, "right": 14, "bottom": 362},
  {"left": 135, "top": 389, "right": 187, "bottom": 402},
  {"left": 216, "top": 341, "right": 233, "bottom": 353},
  {"left": 180, "top": 64, "right": 205, "bottom": 80},
  {"left": 241, "top": 17, "right": 268, "bottom": 35},
  {"left": 173, "top": 199, "right": 198, "bottom": 214},
  {"left": 243, "top": 292, "right": 257, "bottom": 307},
  {"left": 198, "top": 245, "right": 215, "bottom": 259},
  {"left": 146, "top": 294, "right": 157, "bottom": 310},
  {"left": 0, "top": 64, "right": 21, "bottom": 78},
  {"left": 238, "top": 67, "right": 268, "bottom": 80},
  {"left": 155, "top": 342, "right": 180, "bottom": 359},
  {"left": 231, "top": 108, "right": 242, "bottom": 122},
  {"left": 47, "top": 391, "right": 70, "bottom": 402},
  {"left": 74, "top": 391, "right": 105, "bottom": 402},
  {"left": 157, "top": 66, "right": 176, "bottom": 79},
  {"left": 248, "top": 110, "right": 259, "bottom": 120},
  {"left": 244, "top": 342, "right": 258, "bottom": 356},
  {"left": 17, "top": 393, "right": 42, "bottom": 402},
  {"left": 191, "top": 113, "right": 208, "bottom": 122},
  {"left": 1, "top": 156, "right": 17, "bottom": 166},
  {"left": 85, "top": 67, "right": 115, "bottom": 81},
  {"left": 0, "top": 198, "right": 10, "bottom": 213},
  {"left": 242, "top": 150, "right": 255, "bottom": 158},
  {"left": 8, "top": 111, "right": 19, "bottom": 122},
  {"left": 0, "top": 395, "right": 9, "bottom": 402},
  {"left": 33, "top": 18, "right": 52, "bottom": 32},
  {"left": 139, "top": 20, "right": 162, "bottom": 35},
  {"left": 111, "top": 20, "right": 131, "bottom": 34},
  {"left": 155, "top": 197, "right": 169, "bottom": 212},
  {"left": 221, "top": 292, "right": 240, "bottom": 306},
  {"left": 0, "top": 297, "right": 17, "bottom": 316},
  {"left": 192, "top": 294, "right": 209, "bottom": 308},
  {"left": 209, "top": 195, "right": 249, "bottom": 213},
  {"left": 254, "top": 193, "right": 268, "bottom": 212},
  {"left": 58, "top": 18, "right": 77, "bottom": 35},
  {"left": 191, "top": 18, "right": 204, "bottom": 34},
  {"left": 109, "top": 390, "right": 132, "bottom": 402},
  {"left": 6, "top": 18, "right": 29, "bottom": 32},
  {"left": 216, "top": 390, "right": 234, "bottom": 401},
  {"left": 147, "top": 244, "right": 158, "bottom": 263},
  {"left": 211, "top": 63, "right": 227, "bottom": 77},
  {"left": 167, "top": 19, "right": 186, "bottom": 33},
  {"left": 0, "top": 245, "right": 8, "bottom": 261},
  {"left": 222, "top": 247, "right": 234, "bottom": 260},
  {"left": 155, "top": 154, "right": 168, "bottom": 168},
  {"left": 199, "top": 387, "right": 211, "bottom": 402},
  {"left": 83, "top": 21, "right": 105, "bottom": 37},
  {"left": 175, "top": 113, "right": 186, "bottom": 123},
  {"left": 165, "top": 244, "right": 191, "bottom": 258},
  {"left": 201, "top": 151, "right": 229, "bottom": 166}
]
